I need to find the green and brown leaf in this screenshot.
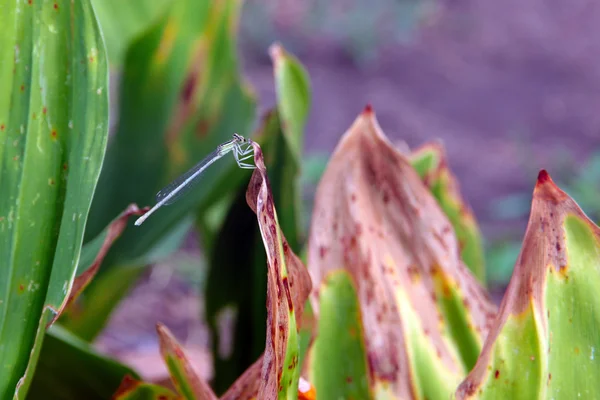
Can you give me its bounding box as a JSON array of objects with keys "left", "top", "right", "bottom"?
[
  {"left": 306, "top": 106, "right": 496, "bottom": 399},
  {"left": 455, "top": 171, "right": 600, "bottom": 399},
  {"left": 409, "top": 142, "right": 486, "bottom": 283}
]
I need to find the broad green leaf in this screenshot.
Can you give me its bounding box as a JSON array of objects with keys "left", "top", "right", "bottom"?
[
  {"left": 308, "top": 270, "right": 372, "bottom": 400},
  {"left": 204, "top": 44, "right": 311, "bottom": 393},
  {"left": 156, "top": 323, "right": 217, "bottom": 400},
  {"left": 27, "top": 325, "right": 139, "bottom": 400},
  {"left": 75, "top": 0, "right": 256, "bottom": 341},
  {"left": 113, "top": 376, "right": 179, "bottom": 400},
  {"left": 307, "top": 107, "right": 495, "bottom": 399},
  {"left": 90, "top": 0, "right": 173, "bottom": 66},
  {"left": 456, "top": 171, "right": 600, "bottom": 399},
  {"left": 0, "top": 1, "right": 108, "bottom": 397},
  {"left": 409, "top": 142, "right": 486, "bottom": 283}
]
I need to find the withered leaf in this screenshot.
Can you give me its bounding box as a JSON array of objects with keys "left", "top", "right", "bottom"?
[{"left": 308, "top": 106, "right": 495, "bottom": 398}]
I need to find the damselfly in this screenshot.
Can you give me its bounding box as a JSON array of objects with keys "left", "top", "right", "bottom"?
[{"left": 134, "top": 133, "right": 255, "bottom": 226}]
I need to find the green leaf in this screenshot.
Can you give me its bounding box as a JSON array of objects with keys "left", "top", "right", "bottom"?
[
  {"left": 113, "top": 376, "right": 179, "bottom": 400},
  {"left": 269, "top": 43, "right": 311, "bottom": 164},
  {"left": 74, "top": 0, "right": 256, "bottom": 341},
  {"left": 409, "top": 142, "right": 486, "bottom": 283},
  {"left": 90, "top": 0, "right": 172, "bottom": 66},
  {"left": 27, "top": 325, "right": 139, "bottom": 400},
  {"left": 308, "top": 270, "right": 372, "bottom": 400},
  {"left": 0, "top": 1, "right": 108, "bottom": 397},
  {"left": 456, "top": 171, "right": 600, "bottom": 399}
]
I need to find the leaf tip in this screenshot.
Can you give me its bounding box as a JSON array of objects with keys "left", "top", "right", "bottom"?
[
  {"left": 536, "top": 169, "right": 552, "bottom": 186},
  {"left": 269, "top": 42, "right": 285, "bottom": 64}
]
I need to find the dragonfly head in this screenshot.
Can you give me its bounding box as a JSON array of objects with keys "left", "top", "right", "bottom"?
[{"left": 233, "top": 133, "right": 246, "bottom": 142}]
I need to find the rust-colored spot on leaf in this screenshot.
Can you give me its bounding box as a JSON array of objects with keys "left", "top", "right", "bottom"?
[
  {"left": 48, "top": 179, "right": 55, "bottom": 186},
  {"left": 50, "top": 129, "right": 57, "bottom": 139},
  {"left": 574, "top": 346, "right": 580, "bottom": 355},
  {"left": 20, "top": 84, "right": 24, "bottom": 92},
  {"left": 32, "top": 113, "right": 36, "bottom": 120},
  {"left": 548, "top": 373, "right": 552, "bottom": 385},
  {"left": 18, "top": 284, "right": 24, "bottom": 293},
  {"left": 0, "top": 124, "right": 4, "bottom": 131},
  {"left": 43, "top": 107, "right": 47, "bottom": 114},
  {"left": 89, "top": 56, "right": 94, "bottom": 63},
  {"left": 494, "top": 370, "right": 500, "bottom": 379},
  {"left": 62, "top": 163, "right": 68, "bottom": 171},
  {"left": 282, "top": 277, "right": 294, "bottom": 312},
  {"left": 53, "top": 2, "right": 58, "bottom": 9}
]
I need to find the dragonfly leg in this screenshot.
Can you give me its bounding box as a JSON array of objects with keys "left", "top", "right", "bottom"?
[{"left": 234, "top": 144, "right": 256, "bottom": 169}]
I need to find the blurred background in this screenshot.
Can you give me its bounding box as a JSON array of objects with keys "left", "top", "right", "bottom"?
[{"left": 93, "top": 0, "right": 600, "bottom": 386}]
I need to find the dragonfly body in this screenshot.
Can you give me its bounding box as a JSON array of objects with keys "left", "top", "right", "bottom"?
[{"left": 134, "top": 134, "right": 255, "bottom": 226}]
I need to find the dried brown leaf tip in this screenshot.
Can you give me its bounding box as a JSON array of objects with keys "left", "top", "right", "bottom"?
[
  {"left": 308, "top": 106, "right": 495, "bottom": 397},
  {"left": 245, "top": 141, "right": 312, "bottom": 397},
  {"left": 456, "top": 170, "right": 600, "bottom": 399}
]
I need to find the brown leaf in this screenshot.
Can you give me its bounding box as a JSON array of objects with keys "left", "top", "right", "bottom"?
[
  {"left": 50, "top": 204, "right": 145, "bottom": 327},
  {"left": 244, "top": 141, "right": 313, "bottom": 398},
  {"left": 307, "top": 106, "right": 495, "bottom": 397}
]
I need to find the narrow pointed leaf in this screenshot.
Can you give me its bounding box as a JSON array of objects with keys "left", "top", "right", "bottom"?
[
  {"left": 409, "top": 142, "right": 486, "bottom": 283},
  {"left": 307, "top": 107, "right": 495, "bottom": 399},
  {"left": 157, "top": 323, "right": 217, "bottom": 400},
  {"left": 269, "top": 42, "right": 311, "bottom": 164},
  {"left": 456, "top": 171, "right": 600, "bottom": 399},
  {"left": 0, "top": 1, "right": 108, "bottom": 397}
]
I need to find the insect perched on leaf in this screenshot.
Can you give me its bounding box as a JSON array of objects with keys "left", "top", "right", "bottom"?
[{"left": 135, "top": 133, "right": 255, "bottom": 226}]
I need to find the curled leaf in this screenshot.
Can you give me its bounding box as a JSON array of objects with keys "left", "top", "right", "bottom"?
[
  {"left": 54, "top": 204, "right": 145, "bottom": 326},
  {"left": 456, "top": 171, "right": 600, "bottom": 399},
  {"left": 307, "top": 106, "right": 495, "bottom": 399},
  {"left": 245, "top": 141, "right": 313, "bottom": 398}
]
